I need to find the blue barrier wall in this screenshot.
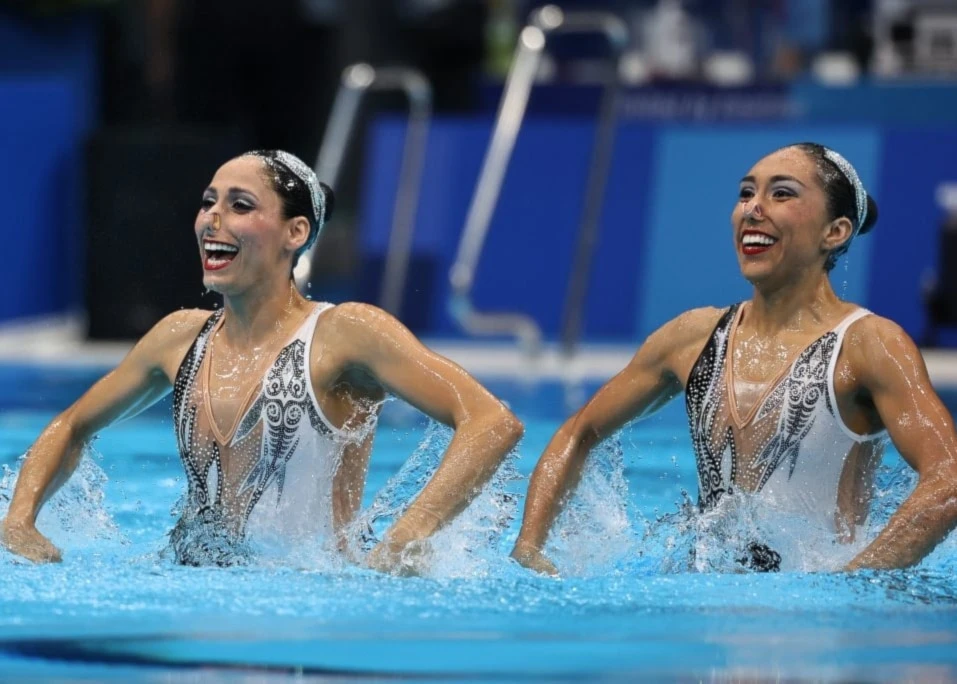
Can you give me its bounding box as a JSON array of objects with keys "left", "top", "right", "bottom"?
[
  {"left": 360, "top": 118, "right": 957, "bottom": 343},
  {"left": 0, "top": 13, "right": 98, "bottom": 321},
  {"left": 869, "top": 130, "right": 957, "bottom": 338},
  {"left": 2, "top": 25, "right": 956, "bottom": 340},
  {"left": 637, "top": 126, "right": 879, "bottom": 340}
]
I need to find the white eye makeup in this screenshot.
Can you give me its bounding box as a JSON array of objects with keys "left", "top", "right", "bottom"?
[{"left": 770, "top": 182, "right": 800, "bottom": 198}]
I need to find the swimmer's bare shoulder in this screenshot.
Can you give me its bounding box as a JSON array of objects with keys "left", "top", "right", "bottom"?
[
  {"left": 308, "top": 301, "right": 372, "bottom": 359},
  {"left": 547, "top": 306, "right": 726, "bottom": 453},
  {"left": 314, "top": 301, "right": 389, "bottom": 334},
  {"left": 133, "top": 308, "right": 217, "bottom": 381},
  {"left": 307, "top": 302, "right": 386, "bottom": 391},
  {"left": 59, "top": 308, "right": 216, "bottom": 435},
  {"left": 638, "top": 306, "right": 726, "bottom": 387},
  {"left": 575, "top": 307, "right": 725, "bottom": 423},
  {"left": 841, "top": 313, "right": 914, "bottom": 362},
  {"left": 309, "top": 301, "right": 405, "bottom": 365},
  {"left": 838, "top": 313, "right": 929, "bottom": 395},
  {"left": 307, "top": 300, "right": 499, "bottom": 409}
]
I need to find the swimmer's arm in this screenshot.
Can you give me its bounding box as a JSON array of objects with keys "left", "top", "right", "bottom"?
[
  {"left": 327, "top": 303, "right": 524, "bottom": 555},
  {"left": 2, "top": 311, "right": 203, "bottom": 562},
  {"left": 328, "top": 369, "right": 385, "bottom": 546},
  {"left": 846, "top": 318, "right": 957, "bottom": 570},
  {"left": 512, "top": 310, "right": 711, "bottom": 571},
  {"left": 332, "top": 418, "right": 379, "bottom": 555}
]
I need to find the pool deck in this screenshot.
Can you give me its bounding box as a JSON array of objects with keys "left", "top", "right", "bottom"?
[{"left": 2, "top": 313, "right": 957, "bottom": 387}]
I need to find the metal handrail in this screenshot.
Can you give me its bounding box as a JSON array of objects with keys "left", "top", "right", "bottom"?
[
  {"left": 448, "top": 5, "right": 628, "bottom": 355},
  {"left": 295, "top": 63, "right": 432, "bottom": 319}
]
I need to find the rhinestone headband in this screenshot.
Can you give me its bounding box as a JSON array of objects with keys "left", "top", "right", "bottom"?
[
  {"left": 823, "top": 148, "right": 867, "bottom": 235},
  {"left": 248, "top": 150, "right": 326, "bottom": 252}
]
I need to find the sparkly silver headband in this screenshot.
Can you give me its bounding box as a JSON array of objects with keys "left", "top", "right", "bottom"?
[
  {"left": 823, "top": 148, "right": 867, "bottom": 235},
  {"left": 248, "top": 150, "right": 326, "bottom": 252}
]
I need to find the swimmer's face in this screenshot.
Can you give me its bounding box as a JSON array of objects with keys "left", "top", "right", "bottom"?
[
  {"left": 195, "top": 156, "right": 310, "bottom": 296},
  {"left": 731, "top": 147, "right": 853, "bottom": 287}
]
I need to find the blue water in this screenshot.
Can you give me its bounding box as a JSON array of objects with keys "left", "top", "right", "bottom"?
[{"left": 1, "top": 365, "right": 956, "bottom": 681}]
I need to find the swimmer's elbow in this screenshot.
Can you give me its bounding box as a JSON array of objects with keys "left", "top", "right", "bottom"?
[
  {"left": 457, "top": 403, "right": 522, "bottom": 457},
  {"left": 936, "top": 469, "right": 957, "bottom": 516},
  {"left": 923, "top": 459, "right": 957, "bottom": 487},
  {"left": 919, "top": 464, "right": 957, "bottom": 524},
  {"left": 933, "top": 483, "right": 957, "bottom": 535},
  {"left": 482, "top": 404, "right": 523, "bottom": 453},
  {"left": 500, "top": 409, "right": 524, "bottom": 448},
  {"left": 58, "top": 406, "right": 95, "bottom": 447},
  {"left": 562, "top": 412, "right": 600, "bottom": 453}
]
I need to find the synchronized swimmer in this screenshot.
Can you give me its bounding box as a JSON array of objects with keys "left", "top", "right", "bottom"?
[
  {"left": 1, "top": 150, "right": 523, "bottom": 571},
  {"left": 3, "top": 143, "right": 956, "bottom": 574},
  {"left": 512, "top": 143, "right": 957, "bottom": 573}
]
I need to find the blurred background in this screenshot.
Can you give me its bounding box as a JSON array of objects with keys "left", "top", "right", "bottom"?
[{"left": 1, "top": 0, "right": 957, "bottom": 354}]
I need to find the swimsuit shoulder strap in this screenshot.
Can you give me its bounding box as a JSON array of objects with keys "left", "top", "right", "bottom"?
[
  {"left": 832, "top": 307, "right": 872, "bottom": 339},
  {"left": 173, "top": 309, "right": 224, "bottom": 421},
  {"left": 825, "top": 307, "right": 884, "bottom": 442},
  {"left": 685, "top": 302, "right": 742, "bottom": 411}
]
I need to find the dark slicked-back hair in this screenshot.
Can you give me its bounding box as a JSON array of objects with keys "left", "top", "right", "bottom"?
[{"left": 787, "top": 143, "right": 878, "bottom": 271}]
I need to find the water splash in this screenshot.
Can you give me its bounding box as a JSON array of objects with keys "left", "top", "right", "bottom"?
[
  {"left": 630, "top": 454, "right": 939, "bottom": 575},
  {"left": 0, "top": 447, "right": 124, "bottom": 560},
  {"left": 869, "top": 454, "right": 917, "bottom": 528},
  {"left": 841, "top": 252, "right": 850, "bottom": 299},
  {"left": 163, "top": 506, "right": 252, "bottom": 567},
  {"left": 346, "top": 421, "right": 523, "bottom": 579},
  {"left": 545, "top": 435, "right": 642, "bottom": 577},
  {"left": 686, "top": 491, "right": 862, "bottom": 573}
]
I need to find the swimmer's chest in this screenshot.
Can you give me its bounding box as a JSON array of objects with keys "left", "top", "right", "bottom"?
[
  {"left": 199, "top": 337, "right": 374, "bottom": 446},
  {"left": 726, "top": 303, "right": 863, "bottom": 425},
  {"left": 202, "top": 340, "right": 284, "bottom": 445},
  {"left": 728, "top": 329, "right": 871, "bottom": 439},
  {"left": 728, "top": 329, "right": 818, "bottom": 423}
]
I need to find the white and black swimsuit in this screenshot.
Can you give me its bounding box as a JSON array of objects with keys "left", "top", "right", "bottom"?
[
  {"left": 685, "top": 303, "right": 887, "bottom": 568},
  {"left": 169, "top": 303, "right": 358, "bottom": 565}
]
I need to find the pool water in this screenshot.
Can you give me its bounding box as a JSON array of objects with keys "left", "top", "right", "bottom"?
[{"left": 1, "top": 364, "right": 956, "bottom": 681}]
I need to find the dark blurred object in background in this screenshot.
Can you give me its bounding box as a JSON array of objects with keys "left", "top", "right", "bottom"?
[
  {"left": 96, "top": 0, "right": 486, "bottom": 157},
  {"left": 85, "top": 127, "right": 243, "bottom": 339},
  {"left": 0, "top": 0, "right": 117, "bottom": 16},
  {"left": 923, "top": 183, "right": 957, "bottom": 348},
  {"left": 82, "top": 0, "right": 489, "bottom": 337},
  {"left": 172, "top": 0, "right": 340, "bottom": 158},
  {"left": 873, "top": 0, "right": 957, "bottom": 77}
]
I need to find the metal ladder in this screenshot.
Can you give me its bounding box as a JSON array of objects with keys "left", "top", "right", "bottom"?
[
  {"left": 448, "top": 5, "right": 629, "bottom": 357},
  {"left": 295, "top": 63, "right": 432, "bottom": 318}
]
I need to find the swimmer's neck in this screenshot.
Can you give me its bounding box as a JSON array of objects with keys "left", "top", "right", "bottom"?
[
  {"left": 747, "top": 272, "right": 843, "bottom": 335},
  {"left": 219, "top": 279, "right": 311, "bottom": 347}
]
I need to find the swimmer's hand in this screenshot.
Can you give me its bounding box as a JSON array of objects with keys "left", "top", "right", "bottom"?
[
  {"left": 365, "top": 537, "right": 430, "bottom": 577},
  {"left": 0, "top": 519, "right": 62, "bottom": 563},
  {"left": 365, "top": 518, "right": 432, "bottom": 577},
  {"left": 510, "top": 540, "right": 558, "bottom": 576}
]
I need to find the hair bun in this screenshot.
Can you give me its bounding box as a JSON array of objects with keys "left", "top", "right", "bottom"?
[
  {"left": 858, "top": 194, "right": 879, "bottom": 236},
  {"left": 318, "top": 182, "right": 335, "bottom": 223}
]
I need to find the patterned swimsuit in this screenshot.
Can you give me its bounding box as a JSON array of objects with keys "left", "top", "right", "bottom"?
[
  {"left": 169, "top": 304, "right": 355, "bottom": 565},
  {"left": 685, "top": 304, "right": 887, "bottom": 552}
]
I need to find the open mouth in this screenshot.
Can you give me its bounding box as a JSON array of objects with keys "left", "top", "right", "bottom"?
[
  {"left": 741, "top": 230, "right": 778, "bottom": 256},
  {"left": 203, "top": 240, "right": 239, "bottom": 271}
]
